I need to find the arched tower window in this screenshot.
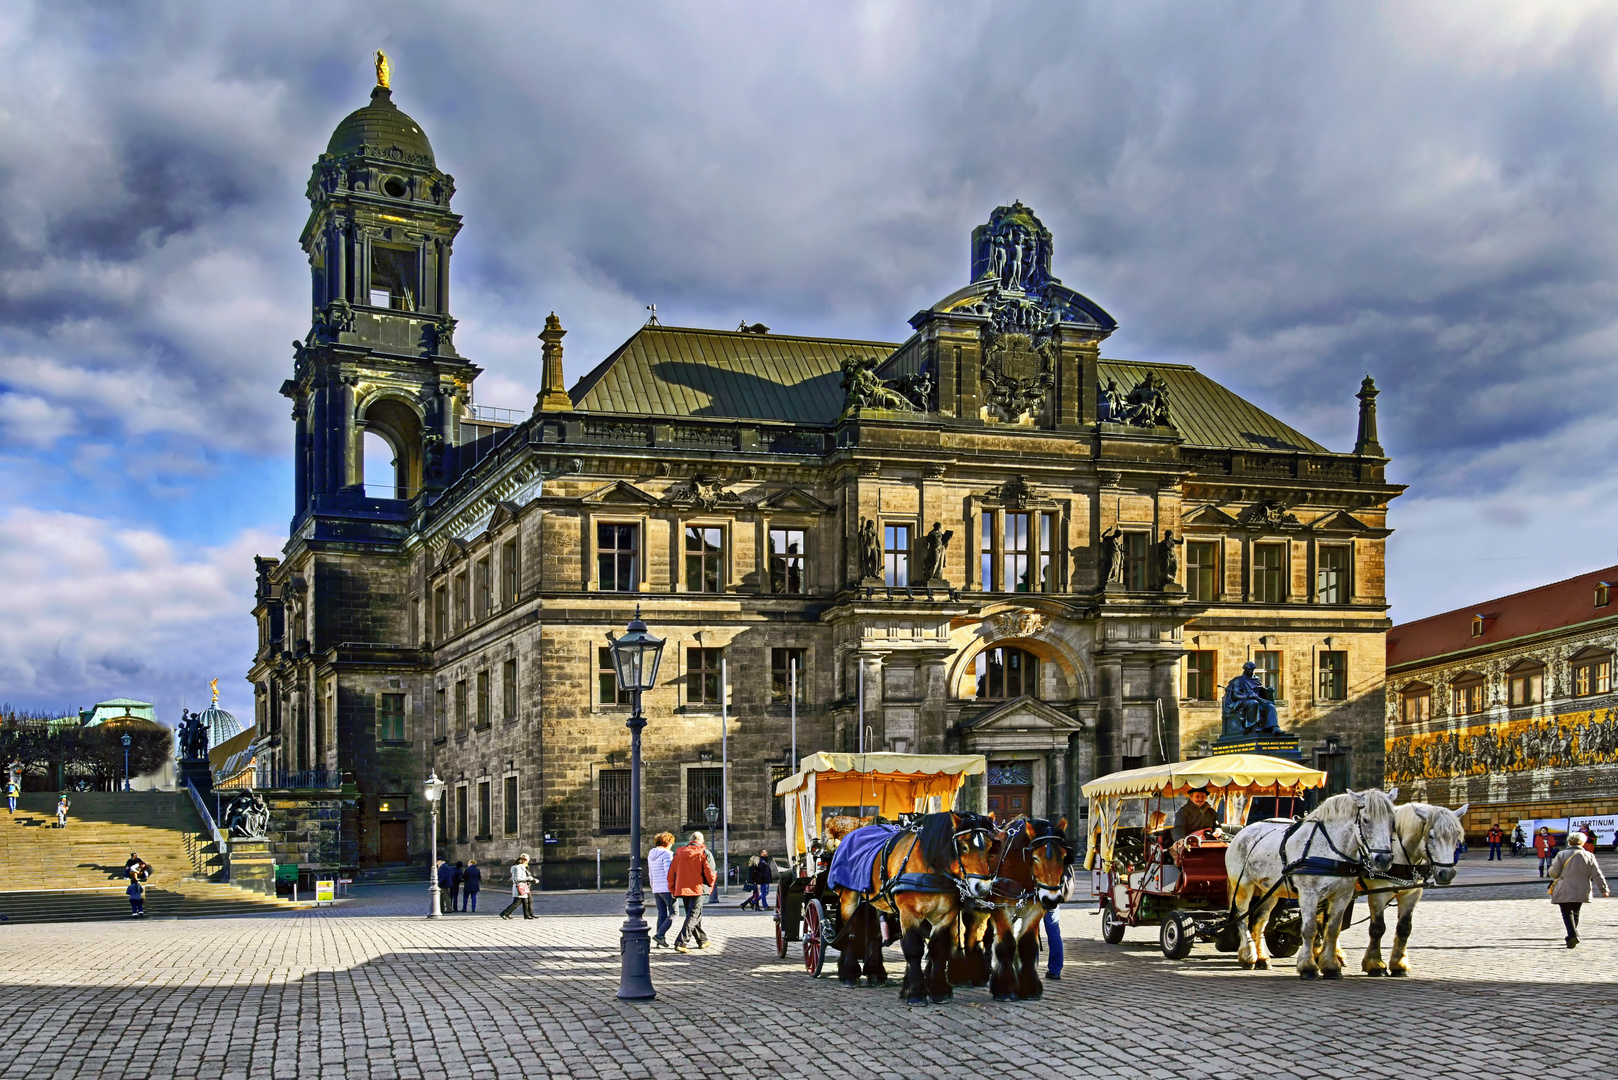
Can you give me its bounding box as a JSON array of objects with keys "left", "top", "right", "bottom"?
[
  {"left": 360, "top": 398, "right": 424, "bottom": 499},
  {"left": 362, "top": 430, "right": 399, "bottom": 498},
  {"left": 975, "top": 646, "right": 1039, "bottom": 700}
]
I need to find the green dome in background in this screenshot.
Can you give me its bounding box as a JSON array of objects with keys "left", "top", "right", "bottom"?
[{"left": 326, "top": 86, "right": 435, "bottom": 165}]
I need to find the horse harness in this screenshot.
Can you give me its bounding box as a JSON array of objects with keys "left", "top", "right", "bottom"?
[
  {"left": 1277, "top": 801, "right": 1392, "bottom": 880},
  {"left": 864, "top": 817, "right": 997, "bottom": 907},
  {"left": 977, "top": 817, "right": 1073, "bottom": 912},
  {"left": 1360, "top": 821, "right": 1457, "bottom": 893}
]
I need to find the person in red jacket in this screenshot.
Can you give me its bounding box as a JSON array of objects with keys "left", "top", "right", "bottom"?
[
  {"left": 1534, "top": 827, "right": 1558, "bottom": 877},
  {"left": 1486, "top": 825, "right": 1503, "bottom": 862},
  {"left": 668, "top": 831, "right": 717, "bottom": 953}
]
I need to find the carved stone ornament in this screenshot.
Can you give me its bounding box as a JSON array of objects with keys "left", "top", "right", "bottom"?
[
  {"left": 981, "top": 331, "right": 1056, "bottom": 420},
  {"left": 840, "top": 354, "right": 919, "bottom": 415},
  {"left": 431, "top": 315, "right": 457, "bottom": 354},
  {"left": 668, "top": 474, "right": 730, "bottom": 511},
  {"left": 308, "top": 298, "right": 356, "bottom": 343},
  {"left": 1098, "top": 372, "right": 1175, "bottom": 430},
  {"left": 989, "top": 610, "right": 1046, "bottom": 640},
  {"left": 987, "top": 475, "right": 1035, "bottom": 510},
  {"left": 1242, "top": 500, "right": 1301, "bottom": 531}
]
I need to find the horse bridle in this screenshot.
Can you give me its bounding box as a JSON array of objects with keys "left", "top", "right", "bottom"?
[
  {"left": 981, "top": 818, "right": 1071, "bottom": 908},
  {"left": 950, "top": 817, "right": 998, "bottom": 893}
]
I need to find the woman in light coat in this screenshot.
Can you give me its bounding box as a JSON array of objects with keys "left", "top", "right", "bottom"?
[
  {"left": 1548, "top": 832, "right": 1609, "bottom": 947},
  {"left": 500, "top": 854, "right": 535, "bottom": 920}
]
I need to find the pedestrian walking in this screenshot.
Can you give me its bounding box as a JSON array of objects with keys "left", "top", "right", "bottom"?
[
  {"left": 449, "top": 861, "right": 465, "bottom": 913},
  {"left": 499, "top": 854, "right": 535, "bottom": 919},
  {"left": 1486, "top": 824, "right": 1503, "bottom": 862},
  {"left": 461, "top": 859, "right": 481, "bottom": 912},
  {"left": 5, "top": 776, "right": 17, "bottom": 815},
  {"left": 436, "top": 858, "right": 455, "bottom": 913},
  {"left": 647, "top": 832, "right": 675, "bottom": 948},
  {"left": 126, "top": 878, "right": 145, "bottom": 917},
  {"left": 1548, "top": 831, "right": 1609, "bottom": 948},
  {"left": 669, "top": 831, "right": 716, "bottom": 953},
  {"left": 1535, "top": 827, "right": 1558, "bottom": 877},
  {"left": 745, "top": 848, "right": 773, "bottom": 911},
  {"left": 55, "top": 793, "right": 69, "bottom": 829}
]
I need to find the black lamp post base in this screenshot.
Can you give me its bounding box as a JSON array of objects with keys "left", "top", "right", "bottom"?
[{"left": 616, "top": 923, "right": 656, "bottom": 1000}]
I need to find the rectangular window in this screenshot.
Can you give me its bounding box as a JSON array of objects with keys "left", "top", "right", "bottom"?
[
  {"left": 686, "top": 647, "right": 723, "bottom": 705},
  {"left": 370, "top": 245, "right": 419, "bottom": 310},
  {"left": 455, "top": 679, "right": 468, "bottom": 733},
  {"left": 1123, "top": 531, "right": 1150, "bottom": 592},
  {"left": 599, "top": 768, "right": 631, "bottom": 834},
  {"left": 477, "top": 781, "right": 491, "bottom": 841},
  {"left": 1039, "top": 512, "right": 1055, "bottom": 592},
  {"left": 378, "top": 693, "right": 405, "bottom": 742},
  {"left": 433, "top": 586, "right": 448, "bottom": 641},
  {"left": 1402, "top": 690, "right": 1430, "bottom": 722},
  {"left": 1317, "top": 651, "right": 1348, "bottom": 701},
  {"left": 768, "top": 527, "right": 808, "bottom": 594},
  {"left": 1004, "top": 512, "right": 1030, "bottom": 593},
  {"left": 455, "top": 786, "right": 468, "bottom": 842},
  {"left": 981, "top": 513, "right": 993, "bottom": 590},
  {"left": 598, "top": 646, "right": 632, "bottom": 706},
  {"left": 884, "top": 523, "right": 911, "bottom": 587},
  {"left": 1508, "top": 669, "right": 1544, "bottom": 707},
  {"left": 474, "top": 558, "right": 491, "bottom": 619},
  {"left": 1253, "top": 545, "right": 1286, "bottom": 604},
  {"left": 1574, "top": 657, "right": 1611, "bottom": 697},
  {"left": 771, "top": 647, "right": 807, "bottom": 704},
  {"left": 1186, "top": 542, "right": 1219, "bottom": 602},
  {"left": 771, "top": 764, "right": 790, "bottom": 827},
  {"left": 1184, "top": 652, "right": 1216, "bottom": 701},
  {"left": 684, "top": 526, "right": 722, "bottom": 592},
  {"left": 1453, "top": 682, "right": 1484, "bottom": 716},
  {"left": 599, "top": 523, "right": 639, "bottom": 592},
  {"left": 1317, "top": 546, "right": 1350, "bottom": 604},
  {"left": 503, "top": 774, "right": 518, "bottom": 834},
  {"left": 686, "top": 766, "right": 724, "bottom": 827},
  {"left": 502, "top": 659, "right": 517, "bottom": 720},
  {"left": 501, "top": 540, "right": 518, "bottom": 606},
  {"left": 454, "top": 573, "right": 469, "bottom": 626},
  {"left": 434, "top": 688, "right": 446, "bottom": 739},
  {"left": 1254, "top": 651, "right": 1283, "bottom": 699},
  {"left": 476, "top": 670, "right": 490, "bottom": 728}
]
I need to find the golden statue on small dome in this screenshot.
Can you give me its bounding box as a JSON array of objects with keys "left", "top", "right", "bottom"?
[
  {"left": 209, "top": 678, "right": 219, "bottom": 706},
  {"left": 375, "top": 50, "right": 390, "bottom": 90}
]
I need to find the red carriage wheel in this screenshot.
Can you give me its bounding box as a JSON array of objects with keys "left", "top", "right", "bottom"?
[
  {"left": 774, "top": 887, "right": 788, "bottom": 959},
  {"left": 802, "top": 898, "right": 826, "bottom": 977}
]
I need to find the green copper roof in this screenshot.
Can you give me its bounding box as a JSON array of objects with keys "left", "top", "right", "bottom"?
[
  {"left": 1097, "top": 359, "right": 1330, "bottom": 453},
  {"left": 570, "top": 325, "right": 895, "bottom": 422},
  {"left": 327, "top": 87, "right": 435, "bottom": 164}
]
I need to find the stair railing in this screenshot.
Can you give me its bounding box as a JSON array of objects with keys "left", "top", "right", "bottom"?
[{"left": 185, "top": 779, "right": 228, "bottom": 881}]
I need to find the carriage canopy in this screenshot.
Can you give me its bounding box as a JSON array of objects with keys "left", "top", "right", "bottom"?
[{"left": 774, "top": 752, "right": 985, "bottom": 863}]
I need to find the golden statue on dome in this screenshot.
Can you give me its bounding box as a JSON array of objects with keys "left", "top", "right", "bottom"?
[
  {"left": 375, "top": 50, "right": 390, "bottom": 90},
  {"left": 209, "top": 678, "right": 219, "bottom": 706}
]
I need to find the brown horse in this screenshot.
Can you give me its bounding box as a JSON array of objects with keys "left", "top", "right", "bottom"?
[
  {"left": 834, "top": 811, "right": 997, "bottom": 1006},
  {"left": 985, "top": 817, "right": 1071, "bottom": 1001}
]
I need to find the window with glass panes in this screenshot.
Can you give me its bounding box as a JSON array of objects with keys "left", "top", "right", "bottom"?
[
  {"left": 454, "top": 573, "right": 469, "bottom": 625},
  {"left": 455, "top": 785, "right": 469, "bottom": 841},
  {"left": 1317, "top": 545, "right": 1350, "bottom": 604},
  {"left": 434, "top": 687, "right": 446, "bottom": 739},
  {"left": 454, "top": 679, "right": 468, "bottom": 732},
  {"left": 1253, "top": 545, "right": 1286, "bottom": 603},
  {"left": 1038, "top": 513, "right": 1055, "bottom": 591},
  {"left": 597, "top": 647, "right": 633, "bottom": 706},
  {"left": 599, "top": 768, "right": 630, "bottom": 833},
  {"left": 981, "top": 510, "right": 1058, "bottom": 591},
  {"left": 685, "top": 526, "right": 722, "bottom": 592},
  {"left": 1401, "top": 686, "right": 1431, "bottom": 721},
  {"left": 501, "top": 540, "right": 518, "bottom": 606},
  {"left": 1004, "top": 513, "right": 1031, "bottom": 592},
  {"left": 475, "top": 558, "right": 491, "bottom": 618},
  {"left": 433, "top": 586, "right": 448, "bottom": 640},
  {"left": 1123, "top": 531, "right": 1150, "bottom": 591},
  {"left": 884, "top": 524, "right": 910, "bottom": 587},
  {"left": 1184, "top": 652, "right": 1216, "bottom": 700},
  {"left": 502, "top": 658, "right": 517, "bottom": 719},
  {"left": 477, "top": 781, "right": 491, "bottom": 840},
  {"left": 1254, "top": 651, "right": 1283, "bottom": 698},
  {"left": 503, "top": 774, "right": 518, "bottom": 834},
  {"left": 1574, "top": 654, "right": 1611, "bottom": 697},
  {"left": 771, "top": 647, "right": 807, "bottom": 704},
  {"left": 686, "top": 766, "right": 724, "bottom": 827},
  {"left": 476, "top": 670, "right": 490, "bottom": 727},
  {"left": 598, "top": 523, "right": 638, "bottom": 592},
  {"left": 378, "top": 693, "right": 405, "bottom": 741},
  {"left": 687, "top": 647, "right": 723, "bottom": 705},
  {"left": 981, "top": 514, "right": 993, "bottom": 589},
  {"left": 1452, "top": 678, "right": 1485, "bottom": 716},
  {"left": 768, "top": 527, "right": 808, "bottom": 594},
  {"left": 1317, "top": 651, "right": 1347, "bottom": 701},
  {"left": 974, "top": 646, "right": 1039, "bottom": 699},
  {"left": 1186, "top": 541, "right": 1219, "bottom": 601},
  {"left": 770, "top": 764, "right": 790, "bottom": 827},
  {"left": 1508, "top": 665, "right": 1544, "bottom": 706}
]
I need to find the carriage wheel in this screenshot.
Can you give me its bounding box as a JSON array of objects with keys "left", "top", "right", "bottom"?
[
  {"left": 803, "top": 899, "right": 827, "bottom": 977},
  {"left": 774, "top": 888, "right": 788, "bottom": 959},
  {"left": 1159, "top": 912, "right": 1195, "bottom": 960},
  {"left": 1100, "top": 903, "right": 1127, "bottom": 945},
  {"left": 1264, "top": 911, "right": 1302, "bottom": 958}
]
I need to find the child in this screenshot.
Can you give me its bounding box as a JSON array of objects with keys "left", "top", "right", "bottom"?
[
  {"left": 55, "top": 794, "right": 70, "bottom": 829},
  {"left": 126, "top": 878, "right": 146, "bottom": 917}
]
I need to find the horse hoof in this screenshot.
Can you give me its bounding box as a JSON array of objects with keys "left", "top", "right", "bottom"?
[
  {"left": 1253, "top": 959, "right": 1269, "bottom": 971},
  {"left": 867, "top": 977, "right": 888, "bottom": 988},
  {"left": 1238, "top": 959, "right": 1254, "bottom": 970},
  {"left": 1389, "top": 968, "right": 1409, "bottom": 978},
  {"left": 906, "top": 996, "right": 929, "bottom": 1007},
  {"left": 993, "top": 992, "right": 1016, "bottom": 1002},
  {"left": 930, "top": 993, "right": 953, "bottom": 1004},
  {"left": 1363, "top": 966, "right": 1385, "bottom": 977},
  {"left": 1321, "top": 968, "right": 1342, "bottom": 981},
  {"left": 839, "top": 978, "right": 860, "bottom": 988},
  {"left": 1297, "top": 968, "right": 1317, "bottom": 980}
]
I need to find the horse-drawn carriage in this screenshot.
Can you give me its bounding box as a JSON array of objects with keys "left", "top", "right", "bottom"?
[{"left": 1082, "top": 753, "right": 1326, "bottom": 960}]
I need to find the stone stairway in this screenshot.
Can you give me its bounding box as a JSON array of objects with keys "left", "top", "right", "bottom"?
[{"left": 0, "top": 792, "right": 303, "bottom": 923}]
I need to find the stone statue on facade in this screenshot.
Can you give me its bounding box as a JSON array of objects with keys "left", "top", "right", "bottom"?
[
  {"left": 840, "top": 355, "right": 913, "bottom": 415},
  {"left": 1097, "top": 372, "right": 1175, "bottom": 429},
  {"left": 1220, "top": 661, "right": 1283, "bottom": 737},
  {"left": 917, "top": 522, "right": 954, "bottom": 583},
  {"left": 223, "top": 790, "right": 271, "bottom": 838},
  {"left": 1157, "top": 529, "right": 1182, "bottom": 589},
  {"left": 857, "top": 517, "right": 882, "bottom": 581},
  {"left": 1099, "top": 526, "right": 1125, "bottom": 586}
]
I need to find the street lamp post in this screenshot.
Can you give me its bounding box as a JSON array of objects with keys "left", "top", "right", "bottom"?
[
  {"left": 121, "top": 734, "right": 132, "bottom": 792},
  {"left": 424, "top": 770, "right": 446, "bottom": 918},
  {"left": 704, "top": 802, "right": 720, "bottom": 899},
  {"left": 606, "top": 606, "right": 665, "bottom": 1001}
]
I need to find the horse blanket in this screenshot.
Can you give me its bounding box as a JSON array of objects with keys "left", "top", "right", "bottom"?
[{"left": 828, "top": 824, "right": 905, "bottom": 893}]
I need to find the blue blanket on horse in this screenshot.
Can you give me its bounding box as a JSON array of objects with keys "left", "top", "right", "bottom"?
[{"left": 828, "top": 824, "right": 904, "bottom": 893}]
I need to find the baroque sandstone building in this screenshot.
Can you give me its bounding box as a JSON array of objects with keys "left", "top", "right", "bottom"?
[{"left": 248, "top": 76, "right": 1403, "bottom": 885}]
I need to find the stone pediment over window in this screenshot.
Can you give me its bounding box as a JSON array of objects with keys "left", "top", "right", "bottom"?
[
  {"left": 1181, "top": 504, "right": 1242, "bottom": 529},
  {"left": 1307, "top": 510, "right": 1387, "bottom": 537},
  {"left": 485, "top": 500, "right": 522, "bottom": 531},
  {"left": 578, "top": 480, "right": 662, "bottom": 507},
  {"left": 436, "top": 537, "right": 471, "bottom": 571},
  {"left": 752, "top": 486, "right": 833, "bottom": 513},
  {"left": 960, "top": 696, "right": 1085, "bottom": 733}
]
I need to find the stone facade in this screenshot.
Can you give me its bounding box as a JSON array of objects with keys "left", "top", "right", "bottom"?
[{"left": 248, "top": 78, "right": 1402, "bottom": 886}]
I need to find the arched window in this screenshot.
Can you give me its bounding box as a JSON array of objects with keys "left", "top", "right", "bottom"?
[
  {"left": 1400, "top": 683, "right": 1431, "bottom": 722},
  {"left": 975, "top": 646, "right": 1039, "bottom": 700},
  {"left": 362, "top": 430, "right": 400, "bottom": 498}
]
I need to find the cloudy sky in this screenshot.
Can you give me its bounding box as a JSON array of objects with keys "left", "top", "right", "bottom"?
[{"left": 4, "top": 0, "right": 1618, "bottom": 720}]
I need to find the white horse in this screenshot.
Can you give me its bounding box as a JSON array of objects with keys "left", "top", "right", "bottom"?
[
  {"left": 1357, "top": 801, "right": 1467, "bottom": 977},
  {"left": 1225, "top": 789, "right": 1397, "bottom": 978}
]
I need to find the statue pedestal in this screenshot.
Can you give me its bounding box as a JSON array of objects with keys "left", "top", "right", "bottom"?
[
  {"left": 1160, "top": 582, "right": 1186, "bottom": 597},
  {"left": 1211, "top": 732, "right": 1304, "bottom": 763},
  {"left": 227, "top": 838, "right": 275, "bottom": 895},
  {"left": 177, "top": 758, "right": 212, "bottom": 799}
]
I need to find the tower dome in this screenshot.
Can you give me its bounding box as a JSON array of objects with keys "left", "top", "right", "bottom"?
[
  {"left": 326, "top": 85, "right": 435, "bottom": 166},
  {"left": 195, "top": 703, "right": 244, "bottom": 748}
]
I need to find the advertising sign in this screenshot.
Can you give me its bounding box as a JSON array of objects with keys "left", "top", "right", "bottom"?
[
  {"left": 315, "top": 879, "right": 335, "bottom": 903},
  {"left": 1515, "top": 819, "right": 1569, "bottom": 848},
  {"left": 1568, "top": 815, "right": 1618, "bottom": 849}
]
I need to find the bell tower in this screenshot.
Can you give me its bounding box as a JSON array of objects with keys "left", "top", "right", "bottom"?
[{"left": 284, "top": 53, "right": 480, "bottom": 524}]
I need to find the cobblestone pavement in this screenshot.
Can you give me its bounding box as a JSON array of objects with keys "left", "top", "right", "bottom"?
[{"left": 0, "top": 880, "right": 1613, "bottom": 1080}]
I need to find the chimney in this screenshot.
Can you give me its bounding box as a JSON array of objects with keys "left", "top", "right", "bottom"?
[
  {"left": 1353, "top": 375, "right": 1383, "bottom": 457},
  {"left": 534, "top": 312, "right": 573, "bottom": 413}
]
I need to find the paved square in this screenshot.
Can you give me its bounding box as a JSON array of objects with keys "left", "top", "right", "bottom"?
[{"left": 0, "top": 878, "right": 1613, "bottom": 1080}]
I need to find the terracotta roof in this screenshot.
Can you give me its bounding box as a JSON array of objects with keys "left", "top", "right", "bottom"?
[{"left": 1386, "top": 565, "right": 1618, "bottom": 668}]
